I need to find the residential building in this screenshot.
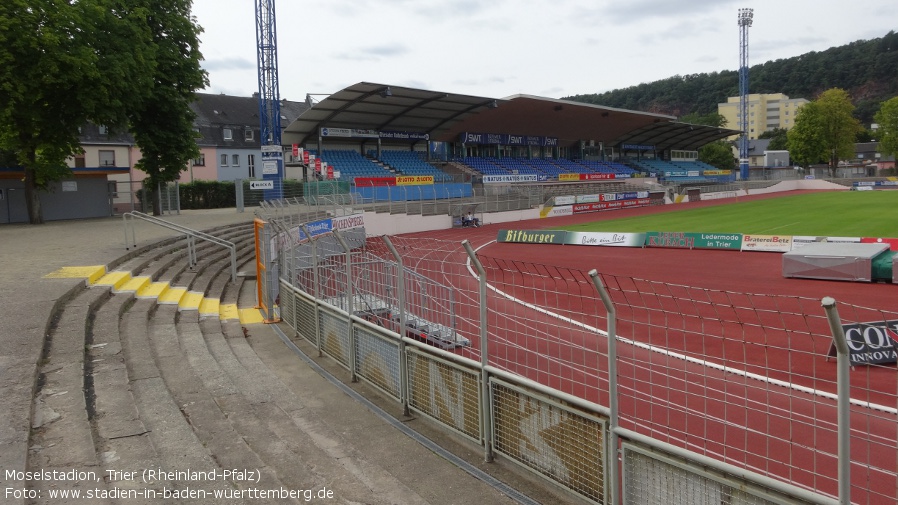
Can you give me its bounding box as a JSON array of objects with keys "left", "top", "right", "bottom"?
[
  {"left": 718, "top": 93, "right": 808, "bottom": 140},
  {"left": 189, "top": 93, "right": 308, "bottom": 182}
]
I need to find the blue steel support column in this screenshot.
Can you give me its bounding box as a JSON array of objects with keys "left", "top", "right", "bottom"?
[
  {"left": 738, "top": 8, "right": 753, "bottom": 181},
  {"left": 255, "top": 0, "right": 284, "bottom": 200}
]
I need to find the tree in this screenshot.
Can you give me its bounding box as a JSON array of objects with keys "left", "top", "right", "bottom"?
[
  {"left": 787, "top": 102, "right": 825, "bottom": 168},
  {"left": 128, "top": 0, "right": 207, "bottom": 216},
  {"left": 787, "top": 88, "right": 862, "bottom": 177},
  {"left": 758, "top": 127, "right": 789, "bottom": 151},
  {"left": 680, "top": 111, "right": 728, "bottom": 128},
  {"left": 0, "top": 0, "right": 155, "bottom": 223},
  {"left": 698, "top": 141, "right": 736, "bottom": 171},
  {"left": 874, "top": 96, "right": 898, "bottom": 158}
]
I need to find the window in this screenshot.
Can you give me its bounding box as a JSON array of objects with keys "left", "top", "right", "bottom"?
[
  {"left": 248, "top": 155, "right": 256, "bottom": 178},
  {"left": 193, "top": 154, "right": 205, "bottom": 166},
  {"left": 785, "top": 111, "right": 789, "bottom": 116},
  {"left": 220, "top": 154, "right": 228, "bottom": 166},
  {"left": 244, "top": 129, "right": 254, "bottom": 141},
  {"left": 98, "top": 125, "right": 108, "bottom": 135},
  {"left": 99, "top": 150, "right": 115, "bottom": 167},
  {"left": 232, "top": 154, "right": 239, "bottom": 166},
  {"left": 223, "top": 128, "right": 233, "bottom": 140}
]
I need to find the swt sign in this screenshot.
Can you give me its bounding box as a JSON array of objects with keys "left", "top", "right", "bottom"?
[{"left": 829, "top": 320, "right": 898, "bottom": 365}]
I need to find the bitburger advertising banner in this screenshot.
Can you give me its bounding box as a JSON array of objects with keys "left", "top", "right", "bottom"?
[
  {"left": 498, "top": 230, "right": 568, "bottom": 245},
  {"left": 829, "top": 320, "right": 898, "bottom": 365}
]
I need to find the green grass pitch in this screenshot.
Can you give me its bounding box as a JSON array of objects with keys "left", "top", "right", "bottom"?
[{"left": 559, "top": 191, "right": 898, "bottom": 237}]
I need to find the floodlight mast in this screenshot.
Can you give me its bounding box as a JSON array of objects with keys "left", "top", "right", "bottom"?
[
  {"left": 738, "top": 7, "right": 753, "bottom": 181},
  {"left": 255, "top": 0, "right": 284, "bottom": 199}
]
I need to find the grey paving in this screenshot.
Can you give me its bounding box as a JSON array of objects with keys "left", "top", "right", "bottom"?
[{"left": 0, "top": 208, "right": 582, "bottom": 505}]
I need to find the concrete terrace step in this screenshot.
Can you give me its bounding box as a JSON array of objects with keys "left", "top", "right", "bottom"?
[
  {"left": 116, "top": 226, "right": 299, "bottom": 501},
  {"left": 29, "top": 286, "right": 114, "bottom": 503},
  {"left": 141, "top": 248, "right": 320, "bottom": 497},
  {"left": 76, "top": 229, "right": 261, "bottom": 324},
  {"left": 26, "top": 222, "right": 264, "bottom": 504}
]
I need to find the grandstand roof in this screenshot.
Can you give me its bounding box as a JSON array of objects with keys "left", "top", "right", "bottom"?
[{"left": 283, "top": 82, "right": 740, "bottom": 151}]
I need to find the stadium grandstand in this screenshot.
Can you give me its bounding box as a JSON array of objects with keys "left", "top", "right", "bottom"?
[{"left": 284, "top": 82, "right": 741, "bottom": 197}]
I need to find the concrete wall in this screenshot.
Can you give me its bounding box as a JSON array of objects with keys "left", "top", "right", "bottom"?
[
  {"left": 361, "top": 206, "right": 542, "bottom": 236},
  {"left": 0, "top": 180, "right": 28, "bottom": 224},
  {"left": 0, "top": 176, "right": 112, "bottom": 223}
]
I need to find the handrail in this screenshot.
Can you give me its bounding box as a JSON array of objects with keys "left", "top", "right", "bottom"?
[{"left": 122, "top": 211, "right": 238, "bottom": 283}]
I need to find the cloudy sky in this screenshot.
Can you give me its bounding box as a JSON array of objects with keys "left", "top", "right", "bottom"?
[{"left": 191, "top": 0, "right": 895, "bottom": 103}]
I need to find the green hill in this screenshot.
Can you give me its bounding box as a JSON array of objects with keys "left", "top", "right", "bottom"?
[{"left": 564, "top": 31, "right": 898, "bottom": 125}]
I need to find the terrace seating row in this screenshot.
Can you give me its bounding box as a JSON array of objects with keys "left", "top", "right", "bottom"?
[
  {"left": 453, "top": 156, "right": 638, "bottom": 179},
  {"left": 312, "top": 149, "right": 395, "bottom": 181},
  {"left": 370, "top": 150, "right": 455, "bottom": 182}
]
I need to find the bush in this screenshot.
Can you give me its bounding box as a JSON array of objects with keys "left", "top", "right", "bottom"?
[
  {"left": 178, "top": 179, "right": 307, "bottom": 209},
  {"left": 180, "top": 180, "right": 236, "bottom": 209}
]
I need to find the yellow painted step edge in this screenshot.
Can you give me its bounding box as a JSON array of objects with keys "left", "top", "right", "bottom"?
[
  {"left": 158, "top": 286, "right": 187, "bottom": 305},
  {"left": 199, "top": 297, "right": 220, "bottom": 317},
  {"left": 43, "top": 265, "right": 106, "bottom": 284},
  {"left": 116, "top": 276, "right": 151, "bottom": 293},
  {"left": 136, "top": 281, "right": 170, "bottom": 300},
  {"left": 95, "top": 271, "right": 132, "bottom": 291},
  {"left": 178, "top": 291, "right": 204, "bottom": 311}
]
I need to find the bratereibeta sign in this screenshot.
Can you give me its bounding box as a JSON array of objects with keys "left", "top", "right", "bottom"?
[
  {"left": 498, "top": 229, "right": 567, "bottom": 245},
  {"left": 829, "top": 320, "right": 898, "bottom": 365},
  {"left": 741, "top": 234, "right": 793, "bottom": 252}
]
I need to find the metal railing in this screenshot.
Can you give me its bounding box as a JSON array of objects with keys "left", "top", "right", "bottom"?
[
  {"left": 122, "top": 211, "right": 237, "bottom": 283},
  {"left": 259, "top": 221, "right": 893, "bottom": 504}
]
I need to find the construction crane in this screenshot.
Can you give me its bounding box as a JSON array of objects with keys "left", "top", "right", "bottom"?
[{"left": 255, "top": 0, "right": 283, "bottom": 199}]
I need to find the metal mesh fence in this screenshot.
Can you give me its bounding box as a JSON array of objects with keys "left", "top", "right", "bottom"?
[
  {"left": 319, "top": 307, "right": 351, "bottom": 369},
  {"left": 295, "top": 292, "right": 317, "bottom": 345},
  {"left": 354, "top": 325, "right": 401, "bottom": 400},
  {"left": 407, "top": 348, "right": 481, "bottom": 441},
  {"left": 596, "top": 274, "right": 898, "bottom": 504},
  {"left": 471, "top": 248, "right": 897, "bottom": 505},
  {"left": 363, "top": 237, "right": 480, "bottom": 352},
  {"left": 491, "top": 379, "right": 606, "bottom": 503},
  {"left": 622, "top": 443, "right": 813, "bottom": 505},
  {"left": 279, "top": 280, "right": 295, "bottom": 329},
  {"left": 474, "top": 254, "right": 609, "bottom": 405},
  {"left": 263, "top": 219, "right": 898, "bottom": 505}
]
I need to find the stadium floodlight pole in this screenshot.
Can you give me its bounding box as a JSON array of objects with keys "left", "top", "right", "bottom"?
[{"left": 738, "top": 7, "right": 754, "bottom": 181}]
